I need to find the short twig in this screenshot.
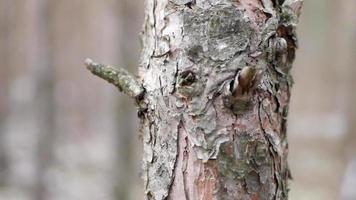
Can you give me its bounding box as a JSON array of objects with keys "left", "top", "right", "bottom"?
[{"left": 85, "top": 58, "right": 144, "bottom": 99}]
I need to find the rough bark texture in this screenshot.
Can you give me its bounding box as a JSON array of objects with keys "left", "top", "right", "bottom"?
[
  {"left": 86, "top": 0, "right": 302, "bottom": 199},
  {"left": 139, "top": 0, "right": 302, "bottom": 199}
]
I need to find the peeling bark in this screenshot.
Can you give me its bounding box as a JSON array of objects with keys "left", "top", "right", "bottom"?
[
  {"left": 139, "top": 0, "right": 302, "bottom": 199},
  {"left": 86, "top": 0, "right": 302, "bottom": 199}
]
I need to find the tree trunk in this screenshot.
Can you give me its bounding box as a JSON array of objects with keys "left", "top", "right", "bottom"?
[{"left": 86, "top": 0, "right": 303, "bottom": 199}]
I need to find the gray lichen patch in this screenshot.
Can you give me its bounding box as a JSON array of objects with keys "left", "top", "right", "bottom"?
[{"left": 183, "top": 5, "right": 254, "bottom": 61}]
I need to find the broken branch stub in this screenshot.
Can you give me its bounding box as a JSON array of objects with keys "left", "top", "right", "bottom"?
[{"left": 85, "top": 58, "right": 144, "bottom": 99}]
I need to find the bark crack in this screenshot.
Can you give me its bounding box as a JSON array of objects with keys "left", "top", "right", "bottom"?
[
  {"left": 182, "top": 135, "right": 190, "bottom": 200},
  {"left": 258, "top": 98, "right": 284, "bottom": 200},
  {"left": 167, "top": 120, "right": 182, "bottom": 199}
]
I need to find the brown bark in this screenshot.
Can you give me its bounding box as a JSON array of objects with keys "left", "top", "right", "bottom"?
[
  {"left": 138, "top": 1, "right": 302, "bottom": 199},
  {"left": 87, "top": 0, "right": 303, "bottom": 199}
]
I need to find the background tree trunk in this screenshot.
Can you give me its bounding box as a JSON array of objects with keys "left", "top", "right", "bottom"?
[
  {"left": 341, "top": 1, "right": 356, "bottom": 199},
  {"left": 0, "top": 0, "right": 126, "bottom": 199},
  {"left": 138, "top": 0, "right": 303, "bottom": 199}
]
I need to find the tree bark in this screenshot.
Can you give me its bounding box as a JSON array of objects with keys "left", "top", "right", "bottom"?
[{"left": 87, "top": 0, "right": 303, "bottom": 199}]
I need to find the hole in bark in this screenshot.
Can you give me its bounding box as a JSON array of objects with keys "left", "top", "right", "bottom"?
[
  {"left": 137, "top": 107, "right": 148, "bottom": 118},
  {"left": 185, "top": 0, "right": 196, "bottom": 9},
  {"left": 147, "top": 192, "right": 153, "bottom": 199},
  {"left": 274, "top": 83, "right": 280, "bottom": 91},
  {"left": 263, "top": 11, "right": 273, "bottom": 19},
  {"left": 179, "top": 70, "right": 196, "bottom": 86},
  {"left": 278, "top": 0, "right": 285, "bottom": 5},
  {"left": 277, "top": 25, "right": 297, "bottom": 62},
  {"left": 276, "top": 25, "right": 296, "bottom": 48},
  {"left": 271, "top": 0, "right": 277, "bottom": 7},
  {"left": 229, "top": 80, "right": 235, "bottom": 93},
  {"left": 274, "top": 96, "right": 280, "bottom": 113},
  {"left": 271, "top": 0, "right": 285, "bottom": 7}
]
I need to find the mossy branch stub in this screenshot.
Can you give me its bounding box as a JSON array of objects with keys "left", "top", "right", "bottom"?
[{"left": 85, "top": 58, "right": 144, "bottom": 99}]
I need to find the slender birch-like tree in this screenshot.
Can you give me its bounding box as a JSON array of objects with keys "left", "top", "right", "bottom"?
[{"left": 86, "top": 0, "right": 303, "bottom": 199}]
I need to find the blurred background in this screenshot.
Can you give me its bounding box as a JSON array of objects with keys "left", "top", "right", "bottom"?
[{"left": 0, "top": 0, "right": 355, "bottom": 200}]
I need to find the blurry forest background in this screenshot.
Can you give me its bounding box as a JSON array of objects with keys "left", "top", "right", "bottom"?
[{"left": 0, "top": 0, "right": 355, "bottom": 200}]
